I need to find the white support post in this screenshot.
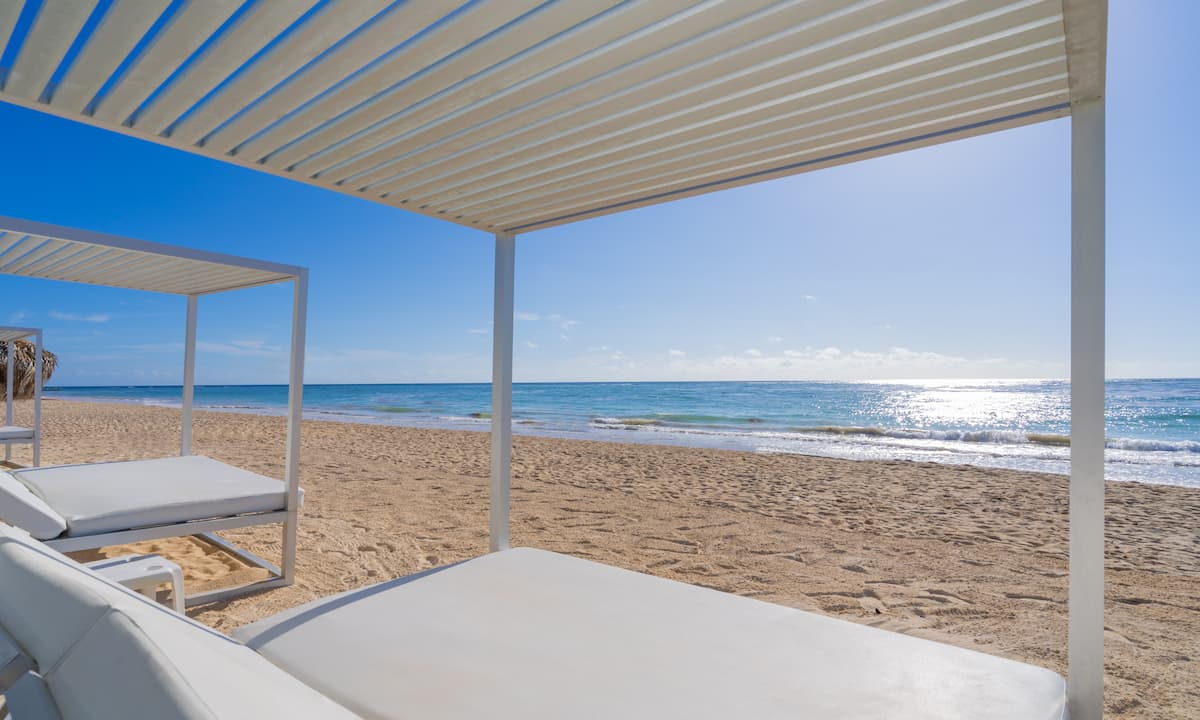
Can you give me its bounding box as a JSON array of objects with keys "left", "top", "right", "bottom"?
[
  {"left": 5, "top": 339, "right": 12, "bottom": 463},
  {"left": 281, "top": 271, "right": 308, "bottom": 585},
  {"left": 181, "top": 295, "right": 198, "bottom": 456},
  {"left": 33, "top": 331, "right": 42, "bottom": 467},
  {"left": 1068, "top": 98, "right": 1106, "bottom": 720},
  {"left": 490, "top": 233, "right": 516, "bottom": 552}
]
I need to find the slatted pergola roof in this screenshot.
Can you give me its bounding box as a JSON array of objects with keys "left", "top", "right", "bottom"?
[
  {"left": 0, "top": 326, "right": 38, "bottom": 343},
  {"left": 0, "top": 0, "right": 1102, "bottom": 234},
  {"left": 0, "top": 215, "right": 301, "bottom": 295}
]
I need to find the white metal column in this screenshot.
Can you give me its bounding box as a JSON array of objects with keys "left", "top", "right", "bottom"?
[
  {"left": 32, "top": 330, "right": 41, "bottom": 467},
  {"left": 181, "top": 295, "right": 198, "bottom": 456},
  {"left": 281, "top": 271, "right": 308, "bottom": 584},
  {"left": 490, "top": 233, "right": 516, "bottom": 552},
  {"left": 4, "top": 339, "right": 12, "bottom": 463},
  {"left": 1068, "top": 97, "right": 1106, "bottom": 720}
]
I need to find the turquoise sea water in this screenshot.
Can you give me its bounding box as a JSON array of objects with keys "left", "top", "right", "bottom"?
[{"left": 48, "top": 379, "right": 1200, "bottom": 488}]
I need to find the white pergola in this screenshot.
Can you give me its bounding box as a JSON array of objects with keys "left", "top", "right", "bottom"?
[
  {"left": 1, "top": 326, "right": 43, "bottom": 467},
  {"left": 0, "top": 215, "right": 308, "bottom": 589},
  {"left": 0, "top": 1, "right": 1108, "bottom": 716}
]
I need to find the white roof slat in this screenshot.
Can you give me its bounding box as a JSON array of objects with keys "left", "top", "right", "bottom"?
[
  {"left": 50, "top": 0, "right": 173, "bottom": 113},
  {"left": 485, "top": 79, "right": 1070, "bottom": 229},
  {"left": 0, "top": 216, "right": 301, "bottom": 295},
  {"left": 392, "top": 9, "right": 1066, "bottom": 208},
  {"left": 453, "top": 51, "right": 1067, "bottom": 219},
  {"left": 91, "top": 0, "right": 243, "bottom": 126},
  {"left": 362, "top": 0, "right": 1054, "bottom": 200},
  {"left": 205, "top": 0, "right": 470, "bottom": 158},
  {"left": 161, "top": 267, "right": 291, "bottom": 295},
  {"left": 517, "top": 103, "right": 1068, "bottom": 233},
  {"left": 328, "top": 0, "right": 908, "bottom": 190},
  {"left": 0, "top": 231, "right": 28, "bottom": 255},
  {"left": 2, "top": 238, "right": 72, "bottom": 274},
  {"left": 0, "top": 235, "right": 49, "bottom": 270},
  {"left": 5, "top": 0, "right": 98, "bottom": 100},
  {"left": 167, "top": 0, "right": 394, "bottom": 147},
  {"left": 133, "top": 0, "right": 320, "bottom": 137},
  {"left": 0, "top": 2, "right": 23, "bottom": 63},
  {"left": 21, "top": 243, "right": 114, "bottom": 277},
  {"left": 435, "top": 11, "right": 1067, "bottom": 215},
  {"left": 280, "top": 0, "right": 676, "bottom": 178},
  {"left": 251, "top": 0, "right": 572, "bottom": 173},
  {"left": 64, "top": 252, "right": 172, "bottom": 286},
  {"left": 0, "top": 0, "right": 1106, "bottom": 233},
  {"left": 496, "top": 90, "right": 1070, "bottom": 232},
  {"left": 0, "top": 327, "right": 39, "bottom": 343},
  {"left": 51, "top": 248, "right": 147, "bottom": 283},
  {"left": 117, "top": 259, "right": 250, "bottom": 291}
]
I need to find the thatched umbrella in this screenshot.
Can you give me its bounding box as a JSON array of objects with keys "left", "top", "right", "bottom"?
[{"left": 0, "top": 340, "right": 57, "bottom": 400}]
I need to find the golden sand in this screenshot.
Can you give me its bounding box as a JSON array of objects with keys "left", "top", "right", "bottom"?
[{"left": 5, "top": 399, "right": 1197, "bottom": 718}]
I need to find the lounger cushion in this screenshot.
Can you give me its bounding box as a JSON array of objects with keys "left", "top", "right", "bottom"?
[
  {"left": 0, "top": 523, "right": 358, "bottom": 719},
  {"left": 237, "top": 548, "right": 1067, "bottom": 720},
  {"left": 0, "top": 471, "right": 66, "bottom": 540},
  {"left": 0, "top": 425, "right": 34, "bottom": 441},
  {"left": 11, "top": 456, "right": 295, "bottom": 536}
]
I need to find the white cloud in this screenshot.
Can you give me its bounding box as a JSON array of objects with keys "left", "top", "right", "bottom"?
[
  {"left": 560, "top": 319, "right": 579, "bottom": 331},
  {"left": 526, "top": 341, "right": 539, "bottom": 349},
  {"left": 515, "top": 312, "right": 540, "bottom": 321},
  {"left": 196, "top": 341, "right": 281, "bottom": 357},
  {"left": 668, "top": 349, "right": 686, "bottom": 357},
  {"left": 7, "top": 310, "right": 30, "bottom": 324},
  {"left": 803, "top": 294, "right": 816, "bottom": 301},
  {"left": 230, "top": 339, "right": 265, "bottom": 350},
  {"left": 745, "top": 348, "right": 762, "bottom": 357},
  {"left": 50, "top": 311, "right": 110, "bottom": 323},
  {"left": 766, "top": 336, "right": 783, "bottom": 344}
]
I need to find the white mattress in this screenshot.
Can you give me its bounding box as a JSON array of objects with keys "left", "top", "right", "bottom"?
[
  {"left": 235, "top": 548, "right": 1067, "bottom": 720},
  {"left": 0, "top": 425, "right": 34, "bottom": 441},
  {"left": 13, "top": 455, "right": 293, "bottom": 536}
]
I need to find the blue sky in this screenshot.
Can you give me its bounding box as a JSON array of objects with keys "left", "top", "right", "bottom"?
[{"left": 1, "top": 0, "right": 1196, "bottom": 386}]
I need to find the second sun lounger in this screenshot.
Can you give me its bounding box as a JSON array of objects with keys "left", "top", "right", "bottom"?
[{"left": 0, "top": 455, "right": 300, "bottom": 605}]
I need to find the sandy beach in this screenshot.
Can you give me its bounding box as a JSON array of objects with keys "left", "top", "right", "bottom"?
[{"left": 5, "top": 399, "right": 1198, "bottom": 718}]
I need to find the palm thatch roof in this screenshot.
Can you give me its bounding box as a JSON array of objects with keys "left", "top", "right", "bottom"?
[{"left": 0, "top": 340, "right": 57, "bottom": 400}]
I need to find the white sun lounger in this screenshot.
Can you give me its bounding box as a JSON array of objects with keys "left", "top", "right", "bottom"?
[
  {"left": 235, "top": 548, "right": 1067, "bottom": 720},
  {"left": 0, "top": 455, "right": 300, "bottom": 605},
  {"left": 0, "top": 522, "right": 1065, "bottom": 719},
  {"left": 0, "top": 522, "right": 356, "bottom": 719}
]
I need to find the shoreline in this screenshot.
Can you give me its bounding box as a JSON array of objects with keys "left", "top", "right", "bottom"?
[
  {"left": 5, "top": 400, "right": 1198, "bottom": 718},
  {"left": 37, "top": 395, "right": 1200, "bottom": 490}
]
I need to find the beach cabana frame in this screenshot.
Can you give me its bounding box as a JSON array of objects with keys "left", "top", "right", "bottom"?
[
  {"left": 0, "top": 1, "right": 1108, "bottom": 715},
  {"left": 1, "top": 326, "right": 43, "bottom": 467},
  {"left": 0, "top": 215, "right": 307, "bottom": 604}
]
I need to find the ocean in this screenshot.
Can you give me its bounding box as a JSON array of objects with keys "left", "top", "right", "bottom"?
[{"left": 47, "top": 379, "right": 1200, "bottom": 489}]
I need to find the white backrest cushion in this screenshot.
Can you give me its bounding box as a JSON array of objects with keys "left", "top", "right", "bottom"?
[
  {"left": 0, "top": 533, "right": 110, "bottom": 668},
  {"left": 47, "top": 611, "right": 212, "bottom": 720},
  {"left": 0, "top": 524, "right": 359, "bottom": 719},
  {"left": 0, "top": 472, "right": 65, "bottom": 540}
]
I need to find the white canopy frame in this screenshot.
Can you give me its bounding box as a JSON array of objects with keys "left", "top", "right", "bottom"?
[
  {"left": 0, "top": 0, "right": 1108, "bottom": 715},
  {"left": 487, "top": 29, "right": 1107, "bottom": 720},
  {"left": 0, "top": 215, "right": 308, "bottom": 604},
  {"left": 1, "top": 326, "right": 43, "bottom": 467}
]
